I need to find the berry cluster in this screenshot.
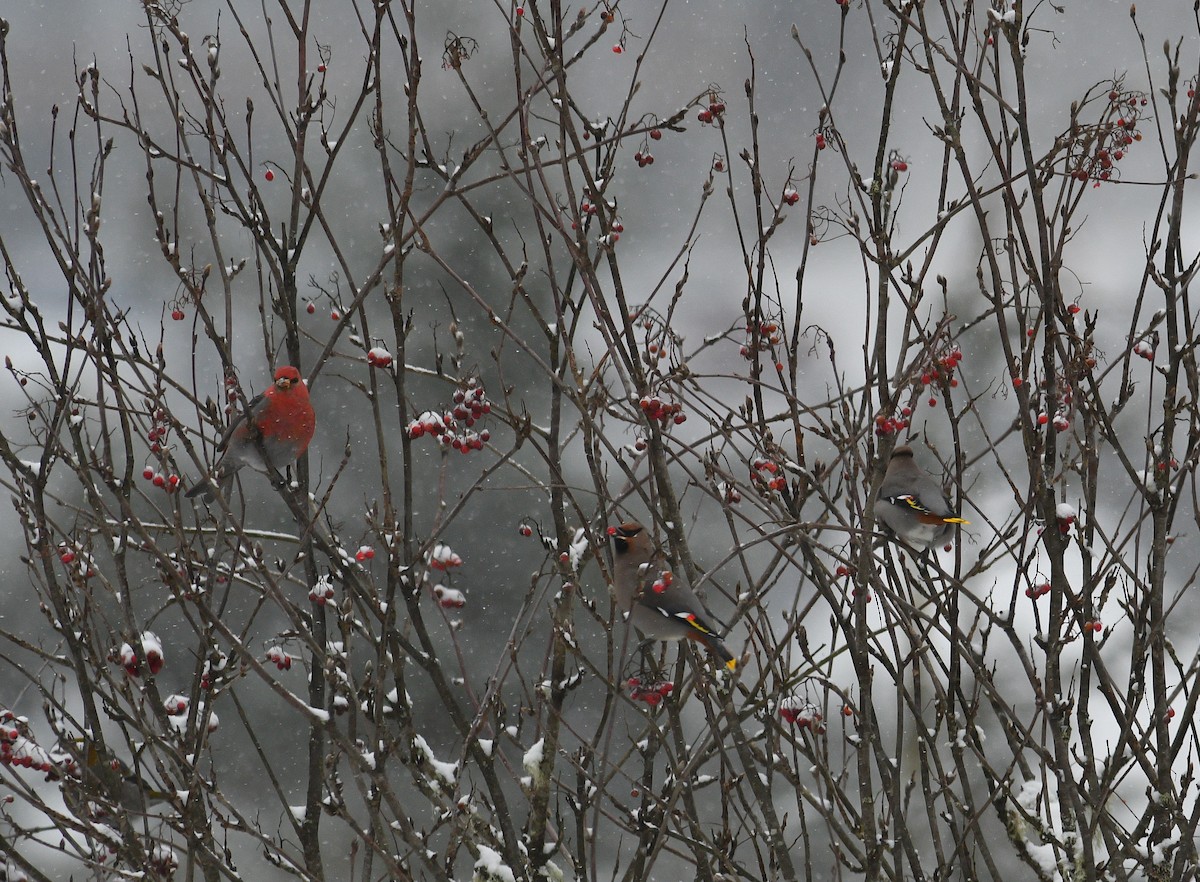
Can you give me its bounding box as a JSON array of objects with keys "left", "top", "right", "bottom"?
[
  {"left": 1082, "top": 619, "right": 1103, "bottom": 634},
  {"left": 0, "top": 716, "right": 54, "bottom": 774},
  {"left": 265, "top": 646, "right": 294, "bottom": 670},
  {"left": 740, "top": 318, "right": 787, "bottom": 372},
  {"left": 1132, "top": 339, "right": 1155, "bottom": 361},
  {"left": 146, "top": 407, "right": 172, "bottom": 453},
  {"left": 739, "top": 317, "right": 783, "bottom": 358},
  {"left": 1055, "top": 503, "right": 1076, "bottom": 535},
  {"left": 815, "top": 131, "right": 828, "bottom": 150},
  {"left": 166, "top": 696, "right": 219, "bottom": 734},
  {"left": 576, "top": 198, "right": 600, "bottom": 224},
  {"left": 367, "top": 347, "right": 394, "bottom": 368},
  {"left": 750, "top": 457, "right": 787, "bottom": 493},
  {"left": 696, "top": 91, "right": 727, "bottom": 125},
  {"left": 199, "top": 649, "right": 230, "bottom": 692},
  {"left": 142, "top": 466, "right": 181, "bottom": 492},
  {"left": 1025, "top": 582, "right": 1052, "bottom": 599},
  {"left": 355, "top": 545, "right": 376, "bottom": 562},
  {"left": 782, "top": 187, "right": 800, "bottom": 207},
  {"left": 634, "top": 313, "right": 675, "bottom": 367},
  {"left": 309, "top": 575, "right": 336, "bottom": 606},
  {"left": 627, "top": 676, "right": 674, "bottom": 707},
  {"left": 222, "top": 373, "right": 243, "bottom": 415},
  {"left": 632, "top": 148, "right": 655, "bottom": 168},
  {"left": 163, "top": 694, "right": 189, "bottom": 715},
  {"left": 1155, "top": 455, "right": 1179, "bottom": 473},
  {"left": 917, "top": 344, "right": 964, "bottom": 407},
  {"left": 638, "top": 394, "right": 686, "bottom": 426},
  {"left": 1068, "top": 88, "right": 1146, "bottom": 186},
  {"left": 433, "top": 584, "right": 466, "bottom": 609},
  {"left": 428, "top": 543, "right": 464, "bottom": 570},
  {"left": 873, "top": 408, "right": 911, "bottom": 437},
  {"left": 407, "top": 379, "right": 493, "bottom": 453},
  {"left": 0, "top": 710, "right": 23, "bottom": 745},
  {"left": 115, "top": 632, "right": 164, "bottom": 677},
  {"left": 648, "top": 569, "right": 673, "bottom": 595},
  {"left": 57, "top": 543, "right": 96, "bottom": 578},
  {"left": 1033, "top": 373, "right": 1074, "bottom": 432},
  {"left": 779, "top": 698, "right": 826, "bottom": 732}
]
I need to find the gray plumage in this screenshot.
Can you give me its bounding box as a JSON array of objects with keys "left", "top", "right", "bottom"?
[
  {"left": 60, "top": 740, "right": 171, "bottom": 819},
  {"left": 610, "top": 521, "right": 737, "bottom": 670},
  {"left": 876, "top": 445, "right": 969, "bottom": 550}
]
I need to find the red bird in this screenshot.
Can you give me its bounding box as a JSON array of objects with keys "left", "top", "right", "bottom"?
[{"left": 187, "top": 366, "right": 315, "bottom": 502}]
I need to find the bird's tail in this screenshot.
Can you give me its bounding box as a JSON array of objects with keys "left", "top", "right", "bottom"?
[
  {"left": 184, "top": 481, "right": 214, "bottom": 501},
  {"left": 185, "top": 473, "right": 232, "bottom": 502},
  {"left": 696, "top": 633, "right": 738, "bottom": 671}
]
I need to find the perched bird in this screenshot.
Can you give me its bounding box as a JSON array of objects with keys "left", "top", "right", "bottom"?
[
  {"left": 876, "top": 445, "right": 969, "bottom": 550},
  {"left": 609, "top": 521, "right": 737, "bottom": 670},
  {"left": 187, "top": 365, "right": 315, "bottom": 501},
  {"left": 59, "top": 739, "right": 171, "bottom": 819}
]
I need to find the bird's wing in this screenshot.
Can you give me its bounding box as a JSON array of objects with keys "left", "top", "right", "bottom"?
[
  {"left": 638, "top": 587, "right": 727, "bottom": 638},
  {"left": 881, "top": 493, "right": 968, "bottom": 524},
  {"left": 214, "top": 389, "right": 268, "bottom": 452}
]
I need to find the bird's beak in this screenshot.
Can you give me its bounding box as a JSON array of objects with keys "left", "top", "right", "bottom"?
[{"left": 276, "top": 377, "right": 293, "bottom": 391}]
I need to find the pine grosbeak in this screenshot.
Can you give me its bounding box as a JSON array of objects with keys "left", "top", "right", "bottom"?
[{"left": 187, "top": 365, "right": 315, "bottom": 501}]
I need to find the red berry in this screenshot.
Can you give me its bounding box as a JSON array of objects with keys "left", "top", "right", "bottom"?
[
  {"left": 143, "top": 467, "right": 155, "bottom": 480},
  {"left": 171, "top": 309, "right": 185, "bottom": 321},
  {"left": 306, "top": 302, "right": 316, "bottom": 314},
  {"left": 612, "top": 44, "right": 622, "bottom": 54},
  {"left": 891, "top": 160, "right": 908, "bottom": 172},
  {"left": 264, "top": 169, "right": 274, "bottom": 182},
  {"left": 650, "top": 129, "right": 661, "bottom": 140},
  {"left": 330, "top": 310, "right": 340, "bottom": 321},
  {"left": 317, "top": 64, "right": 327, "bottom": 72}
]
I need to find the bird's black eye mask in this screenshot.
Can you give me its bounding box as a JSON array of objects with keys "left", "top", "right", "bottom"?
[{"left": 610, "top": 522, "right": 644, "bottom": 552}]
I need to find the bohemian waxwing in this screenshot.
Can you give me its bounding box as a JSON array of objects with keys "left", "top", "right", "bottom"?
[
  {"left": 609, "top": 521, "right": 737, "bottom": 670},
  {"left": 876, "top": 445, "right": 969, "bottom": 549},
  {"left": 60, "top": 739, "right": 171, "bottom": 819}
]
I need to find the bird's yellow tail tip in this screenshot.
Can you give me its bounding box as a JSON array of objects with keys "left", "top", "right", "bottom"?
[
  {"left": 945, "top": 517, "right": 970, "bottom": 525},
  {"left": 725, "top": 657, "right": 738, "bottom": 671}
]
